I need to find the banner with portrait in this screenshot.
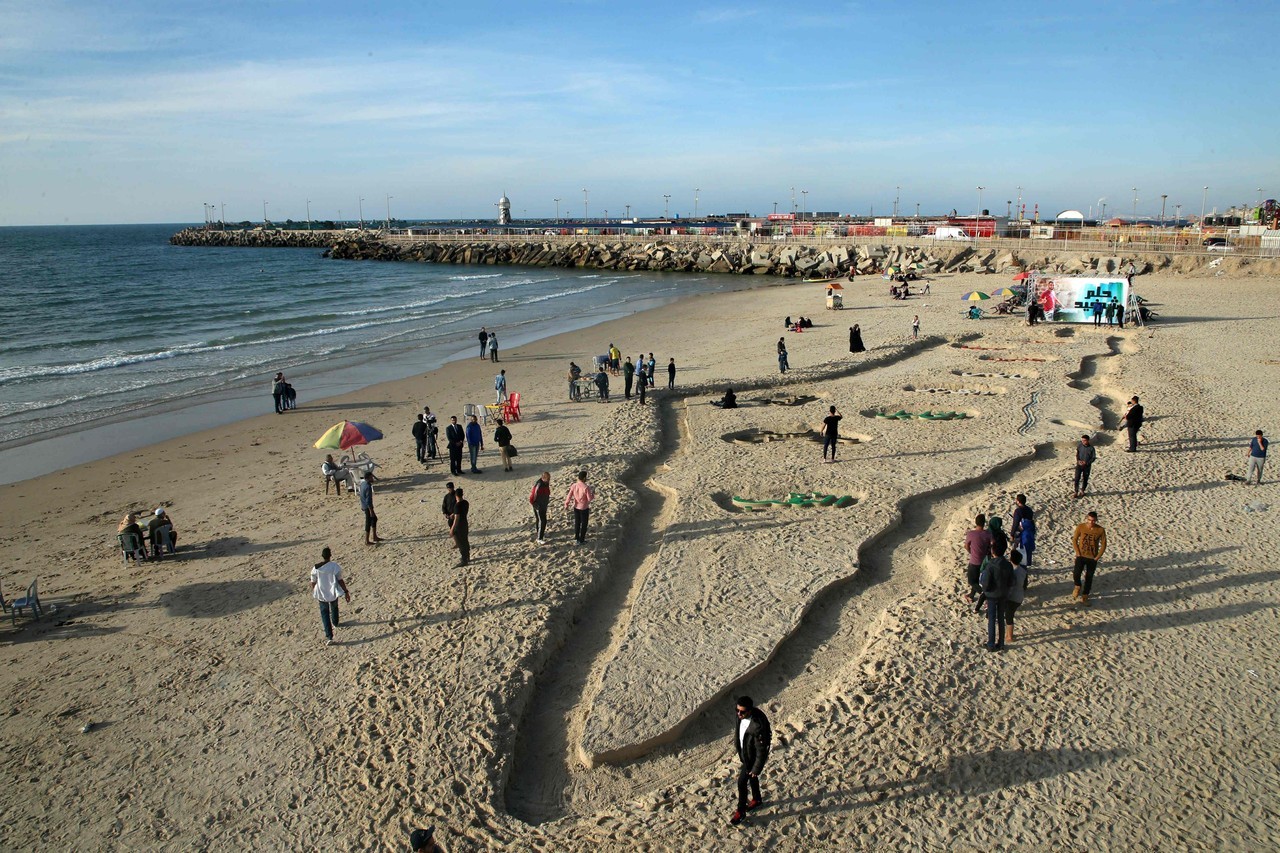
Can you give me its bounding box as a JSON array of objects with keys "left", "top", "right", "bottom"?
[{"left": 1035, "top": 276, "right": 1129, "bottom": 324}]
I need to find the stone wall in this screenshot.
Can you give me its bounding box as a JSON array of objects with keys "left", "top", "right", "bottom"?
[
  {"left": 170, "top": 228, "right": 341, "bottom": 248},
  {"left": 170, "top": 228, "right": 1280, "bottom": 277}
]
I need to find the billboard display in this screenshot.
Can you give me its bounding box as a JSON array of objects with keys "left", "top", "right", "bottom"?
[{"left": 1036, "top": 276, "right": 1129, "bottom": 323}]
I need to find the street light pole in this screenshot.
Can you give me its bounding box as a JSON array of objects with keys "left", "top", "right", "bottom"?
[
  {"left": 1160, "top": 194, "right": 1167, "bottom": 225},
  {"left": 1099, "top": 198, "right": 1106, "bottom": 221},
  {"left": 263, "top": 200, "right": 269, "bottom": 224},
  {"left": 385, "top": 195, "right": 393, "bottom": 230},
  {"left": 663, "top": 194, "right": 670, "bottom": 219},
  {"left": 359, "top": 197, "right": 365, "bottom": 229},
  {"left": 1200, "top": 186, "right": 1208, "bottom": 229},
  {"left": 1175, "top": 204, "right": 1182, "bottom": 224},
  {"left": 1016, "top": 185, "right": 1023, "bottom": 220},
  {"left": 306, "top": 199, "right": 312, "bottom": 231},
  {"left": 694, "top": 188, "right": 700, "bottom": 219},
  {"left": 894, "top": 186, "right": 900, "bottom": 219},
  {"left": 625, "top": 204, "right": 631, "bottom": 220},
  {"left": 790, "top": 186, "right": 796, "bottom": 216},
  {"left": 554, "top": 198, "right": 561, "bottom": 222},
  {"left": 773, "top": 201, "right": 778, "bottom": 215},
  {"left": 1131, "top": 187, "right": 1138, "bottom": 222},
  {"left": 801, "top": 190, "right": 808, "bottom": 224},
  {"left": 915, "top": 203, "right": 920, "bottom": 218},
  {"left": 582, "top": 188, "right": 589, "bottom": 221}
]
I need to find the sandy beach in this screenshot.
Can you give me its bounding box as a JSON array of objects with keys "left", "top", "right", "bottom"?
[{"left": 2, "top": 267, "right": 1278, "bottom": 850}]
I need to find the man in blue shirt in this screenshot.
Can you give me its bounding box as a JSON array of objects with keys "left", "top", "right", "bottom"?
[
  {"left": 1246, "top": 429, "right": 1268, "bottom": 485},
  {"left": 465, "top": 415, "right": 485, "bottom": 473},
  {"left": 356, "top": 471, "right": 381, "bottom": 545}
]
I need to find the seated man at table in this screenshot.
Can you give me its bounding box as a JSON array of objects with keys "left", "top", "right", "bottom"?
[
  {"left": 323, "top": 454, "right": 354, "bottom": 494},
  {"left": 147, "top": 507, "right": 178, "bottom": 557}
]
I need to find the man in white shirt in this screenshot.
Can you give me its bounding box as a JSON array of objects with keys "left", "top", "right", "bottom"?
[{"left": 309, "top": 547, "right": 350, "bottom": 647}]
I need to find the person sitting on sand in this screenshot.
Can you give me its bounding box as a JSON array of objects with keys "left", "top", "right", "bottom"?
[
  {"left": 784, "top": 316, "right": 792, "bottom": 329},
  {"left": 712, "top": 388, "right": 738, "bottom": 409}
]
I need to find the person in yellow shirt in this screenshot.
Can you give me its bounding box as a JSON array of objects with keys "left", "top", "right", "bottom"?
[{"left": 1071, "top": 511, "right": 1107, "bottom": 605}]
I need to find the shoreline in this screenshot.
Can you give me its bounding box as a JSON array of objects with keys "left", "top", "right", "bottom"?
[{"left": 0, "top": 270, "right": 770, "bottom": 485}]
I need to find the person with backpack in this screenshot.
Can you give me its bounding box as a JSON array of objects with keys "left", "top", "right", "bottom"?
[
  {"left": 529, "top": 471, "right": 552, "bottom": 544},
  {"left": 1004, "top": 548, "right": 1029, "bottom": 644},
  {"left": 977, "top": 540, "right": 1013, "bottom": 651}
]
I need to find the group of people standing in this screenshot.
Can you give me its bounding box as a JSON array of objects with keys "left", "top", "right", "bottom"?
[
  {"left": 1090, "top": 298, "right": 1127, "bottom": 328},
  {"left": 478, "top": 327, "right": 500, "bottom": 362}
]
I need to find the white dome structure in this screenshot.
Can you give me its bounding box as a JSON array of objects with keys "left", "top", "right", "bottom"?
[{"left": 497, "top": 192, "right": 511, "bottom": 225}]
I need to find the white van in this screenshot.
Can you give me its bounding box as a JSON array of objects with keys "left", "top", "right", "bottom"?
[{"left": 931, "top": 226, "right": 971, "bottom": 240}]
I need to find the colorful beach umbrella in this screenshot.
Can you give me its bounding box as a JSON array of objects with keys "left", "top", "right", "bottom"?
[
  {"left": 1012, "top": 272, "right": 1032, "bottom": 281},
  {"left": 314, "top": 420, "right": 384, "bottom": 451},
  {"left": 989, "top": 287, "right": 1015, "bottom": 299},
  {"left": 960, "top": 291, "right": 991, "bottom": 302}
]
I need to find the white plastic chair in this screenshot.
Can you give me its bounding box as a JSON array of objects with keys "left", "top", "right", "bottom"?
[
  {"left": 11, "top": 579, "right": 41, "bottom": 625},
  {"left": 463, "top": 403, "right": 489, "bottom": 426}
]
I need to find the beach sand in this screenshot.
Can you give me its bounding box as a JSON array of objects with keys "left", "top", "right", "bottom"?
[{"left": 1, "top": 269, "right": 1278, "bottom": 850}]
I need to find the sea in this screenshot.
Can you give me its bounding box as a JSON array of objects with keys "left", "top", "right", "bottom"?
[{"left": 0, "top": 224, "right": 748, "bottom": 483}]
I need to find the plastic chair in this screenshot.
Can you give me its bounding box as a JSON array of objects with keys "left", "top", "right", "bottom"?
[
  {"left": 151, "top": 523, "right": 175, "bottom": 559},
  {"left": 502, "top": 392, "right": 522, "bottom": 423},
  {"left": 11, "top": 579, "right": 41, "bottom": 625},
  {"left": 118, "top": 531, "right": 147, "bottom": 563},
  {"left": 464, "top": 402, "right": 489, "bottom": 426}
]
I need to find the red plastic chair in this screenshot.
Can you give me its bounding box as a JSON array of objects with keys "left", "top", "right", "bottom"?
[{"left": 502, "top": 392, "right": 522, "bottom": 423}]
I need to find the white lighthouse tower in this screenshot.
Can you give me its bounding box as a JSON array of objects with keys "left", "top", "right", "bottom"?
[{"left": 497, "top": 192, "right": 511, "bottom": 226}]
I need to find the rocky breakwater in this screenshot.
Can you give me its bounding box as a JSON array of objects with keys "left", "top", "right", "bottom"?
[
  {"left": 323, "top": 236, "right": 1271, "bottom": 278},
  {"left": 169, "top": 227, "right": 340, "bottom": 249}
]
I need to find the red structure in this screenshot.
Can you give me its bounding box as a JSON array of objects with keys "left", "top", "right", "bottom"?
[{"left": 946, "top": 215, "right": 996, "bottom": 237}]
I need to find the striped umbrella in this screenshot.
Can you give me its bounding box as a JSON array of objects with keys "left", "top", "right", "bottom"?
[
  {"left": 314, "top": 420, "right": 384, "bottom": 451},
  {"left": 960, "top": 291, "right": 991, "bottom": 302},
  {"left": 989, "top": 287, "right": 1016, "bottom": 299}
]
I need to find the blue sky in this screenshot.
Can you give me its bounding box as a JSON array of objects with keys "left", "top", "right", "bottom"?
[{"left": 1, "top": 0, "right": 1276, "bottom": 225}]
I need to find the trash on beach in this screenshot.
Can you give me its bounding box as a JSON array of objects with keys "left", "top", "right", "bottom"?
[{"left": 1243, "top": 502, "right": 1270, "bottom": 513}]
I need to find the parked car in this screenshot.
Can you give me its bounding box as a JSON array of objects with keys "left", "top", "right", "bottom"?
[{"left": 1203, "top": 237, "right": 1235, "bottom": 252}]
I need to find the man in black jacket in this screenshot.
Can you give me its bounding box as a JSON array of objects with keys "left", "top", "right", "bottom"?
[
  {"left": 730, "top": 695, "right": 772, "bottom": 825},
  {"left": 412, "top": 414, "right": 428, "bottom": 464},
  {"left": 445, "top": 416, "right": 465, "bottom": 476},
  {"left": 1122, "top": 396, "right": 1144, "bottom": 452},
  {"left": 441, "top": 482, "right": 457, "bottom": 533}
]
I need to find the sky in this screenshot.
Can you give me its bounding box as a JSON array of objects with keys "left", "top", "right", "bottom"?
[{"left": 1, "top": 0, "right": 1277, "bottom": 226}]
